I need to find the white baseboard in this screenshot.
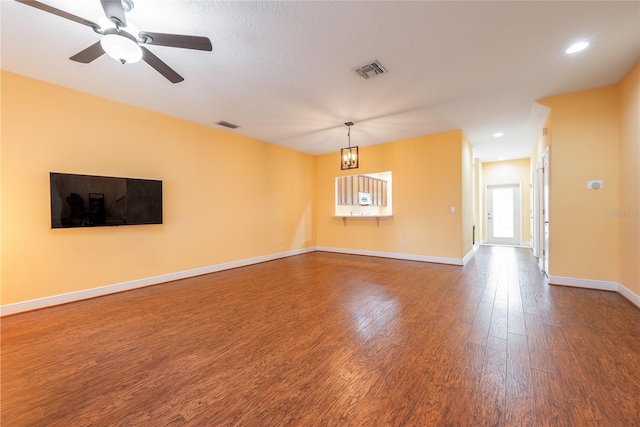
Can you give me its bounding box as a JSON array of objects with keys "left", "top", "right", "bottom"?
[
  {"left": 617, "top": 282, "right": 640, "bottom": 309},
  {"left": 462, "top": 246, "right": 478, "bottom": 265},
  {"left": 521, "top": 240, "right": 531, "bottom": 247},
  {"left": 7, "top": 249, "right": 636, "bottom": 316},
  {"left": 316, "top": 246, "right": 467, "bottom": 266},
  {"left": 549, "top": 275, "right": 640, "bottom": 309},
  {"left": 0, "top": 247, "right": 316, "bottom": 316},
  {"left": 549, "top": 275, "right": 618, "bottom": 291}
]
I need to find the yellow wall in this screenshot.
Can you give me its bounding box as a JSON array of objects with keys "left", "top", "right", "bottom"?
[
  {"left": 482, "top": 158, "right": 531, "bottom": 244},
  {"left": 538, "top": 85, "right": 620, "bottom": 282},
  {"left": 315, "top": 131, "right": 468, "bottom": 260},
  {"left": 618, "top": 62, "right": 640, "bottom": 295},
  {"left": 1, "top": 71, "right": 316, "bottom": 305}
]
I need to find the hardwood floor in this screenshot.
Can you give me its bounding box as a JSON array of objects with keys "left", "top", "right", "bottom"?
[{"left": 2, "top": 246, "right": 639, "bottom": 426}]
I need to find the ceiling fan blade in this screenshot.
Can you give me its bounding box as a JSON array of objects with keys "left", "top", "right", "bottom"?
[
  {"left": 69, "top": 42, "right": 105, "bottom": 63},
  {"left": 100, "top": 0, "right": 127, "bottom": 27},
  {"left": 139, "top": 32, "right": 212, "bottom": 51},
  {"left": 15, "top": 0, "right": 98, "bottom": 28},
  {"left": 141, "top": 47, "right": 184, "bottom": 83}
]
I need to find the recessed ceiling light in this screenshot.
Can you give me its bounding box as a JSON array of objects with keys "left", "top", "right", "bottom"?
[
  {"left": 566, "top": 41, "right": 589, "bottom": 54},
  {"left": 493, "top": 132, "right": 504, "bottom": 138}
]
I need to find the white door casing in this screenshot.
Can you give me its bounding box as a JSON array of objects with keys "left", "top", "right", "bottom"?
[{"left": 542, "top": 150, "right": 550, "bottom": 276}]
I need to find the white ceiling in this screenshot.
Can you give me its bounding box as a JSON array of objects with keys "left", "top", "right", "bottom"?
[{"left": 2, "top": 1, "right": 639, "bottom": 162}]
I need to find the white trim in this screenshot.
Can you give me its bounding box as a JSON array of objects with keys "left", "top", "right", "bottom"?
[
  {"left": 7, "top": 248, "right": 636, "bottom": 316},
  {"left": 520, "top": 240, "right": 530, "bottom": 247},
  {"left": 0, "top": 247, "right": 316, "bottom": 316},
  {"left": 549, "top": 275, "right": 618, "bottom": 291},
  {"left": 481, "top": 243, "right": 530, "bottom": 248},
  {"left": 617, "top": 282, "right": 640, "bottom": 309},
  {"left": 462, "top": 246, "right": 478, "bottom": 265},
  {"left": 317, "top": 246, "right": 465, "bottom": 266},
  {"left": 549, "top": 275, "right": 640, "bottom": 309}
]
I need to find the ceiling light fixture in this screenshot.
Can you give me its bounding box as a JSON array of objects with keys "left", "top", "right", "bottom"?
[
  {"left": 566, "top": 41, "right": 589, "bottom": 54},
  {"left": 100, "top": 28, "right": 142, "bottom": 64},
  {"left": 493, "top": 132, "right": 504, "bottom": 138},
  {"left": 341, "top": 122, "right": 359, "bottom": 170}
]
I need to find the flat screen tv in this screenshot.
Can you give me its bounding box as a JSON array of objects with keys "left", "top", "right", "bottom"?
[{"left": 50, "top": 172, "right": 162, "bottom": 228}]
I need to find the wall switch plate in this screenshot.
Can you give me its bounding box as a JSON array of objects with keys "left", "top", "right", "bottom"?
[
  {"left": 587, "top": 180, "right": 603, "bottom": 190},
  {"left": 451, "top": 206, "right": 456, "bottom": 213}
]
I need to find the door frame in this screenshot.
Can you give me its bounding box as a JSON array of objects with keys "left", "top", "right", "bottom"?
[
  {"left": 541, "top": 148, "right": 550, "bottom": 275},
  {"left": 485, "top": 182, "right": 522, "bottom": 246},
  {"left": 532, "top": 167, "right": 540, "bottom": 257}
]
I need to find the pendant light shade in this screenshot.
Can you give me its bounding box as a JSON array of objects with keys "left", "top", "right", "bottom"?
[{"left": 341, "top": 122, "right": 359, "bottom": 170}]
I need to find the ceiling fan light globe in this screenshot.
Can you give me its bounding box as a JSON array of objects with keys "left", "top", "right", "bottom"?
[{"left": 101, "top": 32, "right": 143, "bottom": 64}]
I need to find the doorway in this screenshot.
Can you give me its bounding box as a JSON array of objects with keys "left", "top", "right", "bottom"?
[{"left": 486, "top": 184, "right": 521, "bottom": 245}]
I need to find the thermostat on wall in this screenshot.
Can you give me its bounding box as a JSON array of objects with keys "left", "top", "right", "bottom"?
[{"left": 587, "top": 180, "right": 603, "bottom": 190}]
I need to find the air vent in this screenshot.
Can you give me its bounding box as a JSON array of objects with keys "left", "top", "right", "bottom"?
[
  {"left": 353, "top": 60, "right": 387, "bottom": 79},
  {"left": 216, "top": 120, "right": 240, "bottom": 129}
]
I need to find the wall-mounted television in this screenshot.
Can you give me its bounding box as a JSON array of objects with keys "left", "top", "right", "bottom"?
[{"left": 50, "top": 172, "right": 162, "bottom": 228}]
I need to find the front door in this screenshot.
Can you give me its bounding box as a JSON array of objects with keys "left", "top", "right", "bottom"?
[{"left": 487, "top": 184, "right": 521, "bottom": 245}]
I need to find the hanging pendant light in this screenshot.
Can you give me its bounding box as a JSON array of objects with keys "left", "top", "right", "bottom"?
[{"left": 340, "top": 122, "right": 359, "bottom": 170}]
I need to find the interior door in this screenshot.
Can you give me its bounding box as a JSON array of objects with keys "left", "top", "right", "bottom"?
[
  {"left": 486, "top": 184, "right": 520, "bottom": 245},
  {"left": 542, "top": 151, "right": 550, "bottom": 276}
]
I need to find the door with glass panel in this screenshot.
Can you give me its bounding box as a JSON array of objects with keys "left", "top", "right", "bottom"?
[{"left": 486, "top": 184, "right": 521, "bottom": 245}]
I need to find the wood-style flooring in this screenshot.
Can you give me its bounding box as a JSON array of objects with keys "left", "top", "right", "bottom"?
[{"left": 2, "top": 246, "right": 639, "bottom": 426}]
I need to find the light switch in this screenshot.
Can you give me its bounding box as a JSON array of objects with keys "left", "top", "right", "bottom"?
[{"left": 451, "top": 206, "right": 456, "bottom": 213}]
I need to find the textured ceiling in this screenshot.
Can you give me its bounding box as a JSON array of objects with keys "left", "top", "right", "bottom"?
[{"left": 2, "top": 1, "right": 639, "bottom": 162}]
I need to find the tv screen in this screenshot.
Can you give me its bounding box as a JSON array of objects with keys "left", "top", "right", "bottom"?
[{"left": 50, "top": 173, "right": 162, "bottom": 228}]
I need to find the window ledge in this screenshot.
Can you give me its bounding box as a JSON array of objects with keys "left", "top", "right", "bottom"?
[{"left": 333, "top": 215, "right": 393, "bottom": 227}]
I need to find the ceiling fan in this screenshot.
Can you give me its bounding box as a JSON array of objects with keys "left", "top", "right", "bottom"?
[{"left": 15, "top": 0, "right": 212, "bottom": 83}]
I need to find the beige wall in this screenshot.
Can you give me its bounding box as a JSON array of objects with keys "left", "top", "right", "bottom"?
[
  {"left": 1, "top": 71, "right": 316, "bottom": 305},
  {"left": 538, "top": 85, "right": 620, "bottom": 282},
  {"left": 618, "top": 62, "right": 640, "bottom": 295},
  {"left": 315, "top": 130, "right": 470, "bottom": 261},
  {"left": 481, "top": 158, "right": 531, "bottom": 244}
]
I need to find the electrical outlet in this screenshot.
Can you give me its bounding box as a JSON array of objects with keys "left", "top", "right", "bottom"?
[
  {"left": 348, "top": 236, "right": 352, "bottom": 242},
  {"left": 401, "top": 240, "right": 406, "bottom": 246},
  {"left": 278, "top": 239, "right": 283, "bottom": 245}
]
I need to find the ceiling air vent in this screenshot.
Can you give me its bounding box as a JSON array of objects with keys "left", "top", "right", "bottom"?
[
  {"left": 216, "top": 120, "right": 240, "bottom": 129},
  {"left": 353, "top": 60, "right": 387, "bottom": 79}
]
